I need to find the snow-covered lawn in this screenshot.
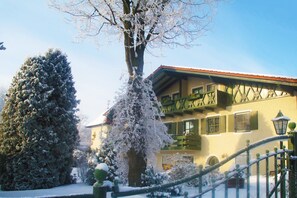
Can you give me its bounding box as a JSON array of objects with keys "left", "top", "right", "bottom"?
[
  {"left": 0, "top": 183, "right": 92, "bottom": 198},
  {"left": 0, "top": 176, "right": 279, "bottom": 198}
]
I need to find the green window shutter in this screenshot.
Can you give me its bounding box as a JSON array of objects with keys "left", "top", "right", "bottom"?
[
  {"left": 193, "top": 119, "right": 199, "bottom": 135},
  {"left": 178, "top": 122, "right": 184, "bottom": 135},
  {"left": 250, "top": 111, "right": 258, "bottom": 130},
  {"left": 201, "top": 118, "right": 206, "bottom": 135},
  {"left": 219, "top": 115, "right": 226, "bottom": 133},
  {"left": 228, "top": 114, "right": 235, "bottom": 132},
  {"left": 172, "top": 122, "right": 177, "bottom": 135}
]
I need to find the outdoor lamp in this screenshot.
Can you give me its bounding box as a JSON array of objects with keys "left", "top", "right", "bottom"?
[{"left": 272, "top": 110, "right": 290, "bottom": 135}]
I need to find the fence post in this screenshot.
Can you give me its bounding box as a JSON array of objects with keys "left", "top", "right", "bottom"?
[{"left": 289, "top": 128, "right": 297, "bottom": 198}]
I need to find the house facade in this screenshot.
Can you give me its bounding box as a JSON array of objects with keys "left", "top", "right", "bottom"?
[
  {"left": 88, "top": 65, "right": 297, "bottom": 174},
  {"left": 86, "top": 114, "right": 111, "bottom": 151},
  {"left": 149, "top": 66, "right": 297, "bottom": 173}
]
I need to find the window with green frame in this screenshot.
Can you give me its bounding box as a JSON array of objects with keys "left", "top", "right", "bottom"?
[
  {"left": 207, "top": 116, "right": 220, "bottom": 134},
  {"left": 206, "top": 84, "right": 215, "bottom": 92},
  {"left": 177, "top": 119, "right": 199, "bottom": 135},
  {"left": 235, "top": 112, "right": 250, "bottom": 132},
  {"left": 201, "top": 116, "right": 226, "bottom": 135},
  {"left": 192, "top": 86, "right": 204, "bottom": 94},
  {"left": 172, "top": 92, "right": 180, "bottom": 100},
  {"left": 229, "top": 111, "right": 258, "bottom": 132},
  {"left": 165, "top": 122, "right": 176, "bottom": 136}
]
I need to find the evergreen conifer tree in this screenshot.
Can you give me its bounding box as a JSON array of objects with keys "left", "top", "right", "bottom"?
[
  {"left": 97, "top": 142, "right": 118, "bottom": 181},
  {"left": 0, "top": 49, "right": 79, "bottom": 190}
]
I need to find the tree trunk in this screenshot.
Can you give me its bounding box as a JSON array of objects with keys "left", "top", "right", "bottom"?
[{"left": 127, "top": 149, "right": 146, "bottom": 187}]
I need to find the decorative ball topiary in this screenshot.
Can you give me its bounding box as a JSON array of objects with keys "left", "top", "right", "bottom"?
[
  {"left": 94, "top": 163, "right": 109, "bottom": 186},
  {"left": 289, "top": 122, "right": 296, "bottom": 131}
]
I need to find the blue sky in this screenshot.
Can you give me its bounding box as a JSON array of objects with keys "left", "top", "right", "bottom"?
[{"left": 1, "top": 0, "right": 297, "bottom": 122}]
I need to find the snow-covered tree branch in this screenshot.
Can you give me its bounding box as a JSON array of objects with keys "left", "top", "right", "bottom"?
[
  {"left": 50, "top": 0, "right": 218, "bottom": 77},
  {"left": 0, "top": 42, "right": 5, "bottom": 50},
  {"left": 105, "top": 76, "right": 173, "bottom": 184}
]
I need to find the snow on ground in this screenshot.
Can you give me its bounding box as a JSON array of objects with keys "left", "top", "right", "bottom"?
[
  {"left": 0, "top": 183, "right": 92, "bottom": 198},
  {"left": 0, "top": 176, "right": 279, "bottom": 198}
]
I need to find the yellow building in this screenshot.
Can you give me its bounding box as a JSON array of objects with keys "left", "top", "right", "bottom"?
[
  {"left": 89, "top": 65, "right": 297, "bottom": 174},
  {"left": 149, "top": 65, "right": 297, "bottom": 173},
  {"left": 86, "top": 114, "right": 111, "bottom": 151}
]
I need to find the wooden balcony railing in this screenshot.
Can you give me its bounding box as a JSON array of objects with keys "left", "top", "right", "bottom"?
[
  {"left": 161, "top": 90, "right": 229, "bottom": 116},
  {"left": 163, "top": 134, "right": 201, "bottom": 151}
]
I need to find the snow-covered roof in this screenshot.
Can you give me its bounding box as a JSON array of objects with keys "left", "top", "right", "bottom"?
[{"left": 86, "top": 115, "right": 108, "bottom": 128}]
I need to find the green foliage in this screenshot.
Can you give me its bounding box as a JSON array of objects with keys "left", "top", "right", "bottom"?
[
  {"left": 289, "top": 122, "right": 296, "bottom": 131},
  {"left": 94, "top": 169, "right": 107, "bottom": 186},
  {"left": 0, "top": 49, "right": 79, "bottom": 190}
]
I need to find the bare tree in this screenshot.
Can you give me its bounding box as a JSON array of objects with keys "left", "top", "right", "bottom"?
[
  {"left": 50, "top": 0, "right": 218, "bottom": 186},
  {"left": 50, "top": 0, "right": 217, "bottom": 77}
]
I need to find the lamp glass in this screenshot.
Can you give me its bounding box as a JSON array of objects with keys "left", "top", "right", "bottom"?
[{"left": 272, "top": 111, "right": 290, "bottom": 135}]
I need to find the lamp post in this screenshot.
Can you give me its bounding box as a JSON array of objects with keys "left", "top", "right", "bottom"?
[
  {"left": 272, "top": 110, "right": 290, "bottom": 198},
  {"left": 272, "top": 110, "right": 290, "bottom": 136}
]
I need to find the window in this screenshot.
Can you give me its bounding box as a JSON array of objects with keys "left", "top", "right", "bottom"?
[
  {"left": 165, "top": 122, "right": 176, "bottom": 135},
  {"left": 207, "top": 116, "right": 220, "bottom": 134},
  {"left": 235, "top": 112, "right": 250, "bottom": 132},
  {"left": 184, "top": 120, "right": 195, "bottom": 134},
  {"left": 206, "top": 84, "right": 215, "bottom": 92},
  {"left": 192, "top": 86, "right": 204, "bottom": 94},
  {"left": 207, "top": 156, "right": 219, "bottom": 166},
  {"left": 228, "top": 111, "right": 258, "bottom": 132},
  {"left": 172, "top": 92, "right": 180, "bottom": 100},
  {"left": 201, "top": 116, "right": 226, "bottom": 135},
  {"left": 178, "top": 120, "right": 198, "bottom": 135}
]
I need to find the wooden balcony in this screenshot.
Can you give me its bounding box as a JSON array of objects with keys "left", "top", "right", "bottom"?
[
  {"left": 163, "top": 134, "right": 201, "bottom": 151},
  {"left": 161, "top": 90, "right": 229, "bottom": 116}
]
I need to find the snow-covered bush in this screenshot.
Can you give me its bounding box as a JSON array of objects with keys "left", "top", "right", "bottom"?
[
  {"left": 141, "top": 166, "right": 168, "bottom": 187},
  {"left": 97, "top": 142, "right": 118, "bottom": 182},
  {"left": 85, "top": 167, "right": 96, "bottom": 185},
  {"left": 73, "top": 149, "right": 89, "bottom": 183},
  {"left": 168, "top": 162, "right": 204, "bottom": 187},
  {"left": 83, "top": 152, "right": 98, "bottom": 185},
  {"left": 141, "top": 166, "right": 183, "bottom": 197},
  {"left": 204, "top": 167, "right": 224, "bottom": 186},
  {"left": 83, "top": 145, "right": 118, "bottom": 186},
  {"left": 94, "top": 163, "right": 109, "bottom": 186}
]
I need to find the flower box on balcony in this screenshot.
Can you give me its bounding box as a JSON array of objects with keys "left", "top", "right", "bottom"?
[
  {"left": 188, "top": 93, "right": 202, "bottom": 101},
  {"left": 161, "top": 98, "right": 174, "bottom": 106}
]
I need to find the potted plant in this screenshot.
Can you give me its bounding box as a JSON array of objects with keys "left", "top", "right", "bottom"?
[{"left": 93, "top": 163, "right": 109, "bottom": 198}]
